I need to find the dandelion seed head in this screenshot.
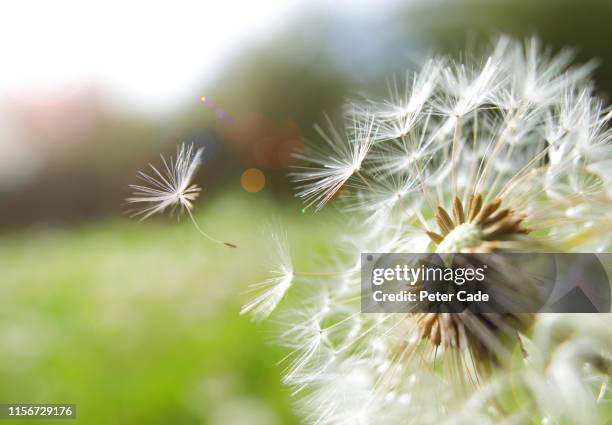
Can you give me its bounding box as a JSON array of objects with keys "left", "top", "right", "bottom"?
[{"left": 258, "top": 36, "right": 612, "bottom": 424}]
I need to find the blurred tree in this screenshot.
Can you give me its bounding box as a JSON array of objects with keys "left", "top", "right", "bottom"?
[{"left": 402, "top": 0, "right": 612, "bottom": 99}]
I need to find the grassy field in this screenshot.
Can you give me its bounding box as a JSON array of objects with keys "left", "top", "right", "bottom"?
[{"left": 0, "top": 192, "right": 335, "bottom": 425}]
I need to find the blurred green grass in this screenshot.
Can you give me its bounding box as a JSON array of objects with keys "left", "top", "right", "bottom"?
[{"left": 0, "top": 192, "right": 336, "bottom": 425}]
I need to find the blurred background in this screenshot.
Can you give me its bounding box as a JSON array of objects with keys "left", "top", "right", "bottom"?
[{"left": 1, "top": 0, "right": 612, "bottom": 423}]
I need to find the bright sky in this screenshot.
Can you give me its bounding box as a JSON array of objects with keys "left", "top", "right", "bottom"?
[
  {"left": 0, "top": 0, "right": 409, "bottom": 114},
  {"left": 0, "top": 0, "right": 307, "bottom": 113}
]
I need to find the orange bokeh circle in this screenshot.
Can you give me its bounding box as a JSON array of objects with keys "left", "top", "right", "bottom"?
[{"left": 241, "top": 168, "right": 266, "bottom": 193}]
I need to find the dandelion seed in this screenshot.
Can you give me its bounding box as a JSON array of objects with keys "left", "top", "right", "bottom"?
[
  {"left": 353, "top": 59, "right": 442, "bottom": 142},
  {"left": 240, "top": 227, "right": 293, "bottom": 321},
  {"left": 292, "top": 113, "right": 377, "bottom": 211},
  {"left": 127, "top": 142, "right": 237, "bottom": 248},
  {"left": 435, "top": 55, "right": 504, "bottom": 119}
]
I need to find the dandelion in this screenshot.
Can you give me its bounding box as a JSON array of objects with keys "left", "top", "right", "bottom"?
[
  {"left": 127, "top": 142, "right": 237, "bottom": 248},
  {"left": 246, "top": 37, "right": 612, "bottom": 424}
]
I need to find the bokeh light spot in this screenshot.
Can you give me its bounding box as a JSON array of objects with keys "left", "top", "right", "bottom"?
[{"left": 241, "top": 168, "right": 266, "bottom": 193}]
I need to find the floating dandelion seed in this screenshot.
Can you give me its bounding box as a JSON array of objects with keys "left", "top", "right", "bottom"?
[
  {"left": 127, "top": 142, "right": 237, "bottom": 248},
  {"left": 245, "top": 37, "right": 612, "bottom": 425},
  {"left": 240, "top": 227, "right": 293, "bottom": 321}
]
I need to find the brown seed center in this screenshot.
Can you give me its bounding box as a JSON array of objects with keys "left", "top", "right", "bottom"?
[{"left": 416, "top": 193, "right": 531, "bottom": 353}]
